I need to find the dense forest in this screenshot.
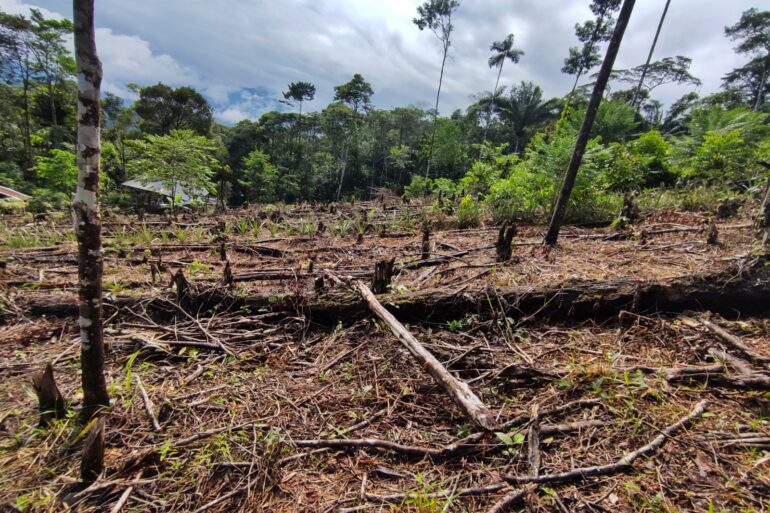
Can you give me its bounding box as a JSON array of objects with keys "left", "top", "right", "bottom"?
[
  {"left": 1, "top": 3, "right": 768, "bottom": 221},
  {"left": 3, "top": 2, "right": 770, "bottom": 513}
]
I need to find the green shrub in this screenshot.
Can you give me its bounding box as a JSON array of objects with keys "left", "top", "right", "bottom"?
[
  {"left": 630, "top": 130, "right": 674, "bottom": 187},
  {"left": 403, "top": 175, "right": 430, "bottom": 199},
  {"left": 456, "top": 195, "right": 480, "bottom": 228},
  {"left": 27, "top": 190, "right": 69, "bottom": 213}
]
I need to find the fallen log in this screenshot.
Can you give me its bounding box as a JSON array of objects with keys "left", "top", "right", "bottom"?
[
  {"left": 15, "top": 256, "right": 770, "bottom": 325},
  {"left": 352, "top": 279, "right": 497, "bottom": 431}
]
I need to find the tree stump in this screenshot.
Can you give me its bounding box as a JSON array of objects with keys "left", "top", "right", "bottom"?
[
  {"left": 31, "top": 363, "right": 66, "bottom": 427},
  {"left": 618, "top": 192, "right": 639, "bottom": 225},
  {"left": 172, "top": 269, "right": 193, "bottom": 308},
  {"left": 222, "top": 260, "right": 233, "bottom": 288},
  {"left": 421, "top": 223, "right": 431, "bottom": 260},
  {"left": 371, "top": 258, "right": 395, "bottom": 294},
  {"left": 219, "top": 241, "right": 227, "bottom": 262},
  {"left": 80, "top": 417, "right": 105, "bottom": 483},
  {"left": 496, "top": 222, "right": 517, "bottom": 262},
  {"left": 314, "top": 276, "right": 325, "bottom": 293},
  {"left": 706, "top": 219, "right": 718, "bottom": 245}
]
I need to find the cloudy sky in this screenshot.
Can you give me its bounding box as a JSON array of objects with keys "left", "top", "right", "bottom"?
[{"left": 0, "top": 0, "right": 759, "bottom": 123}]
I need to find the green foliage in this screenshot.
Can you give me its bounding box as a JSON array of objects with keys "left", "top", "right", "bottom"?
[
  {"left": 27, "top": 189, "right": 69, "bottom": 213},
  {"left": 456, "top": 194, "right": 480, "bottom": 228},
  {"left": 595, "top": 142, "right": 644, "bottom": 191},
  {"left": 240, "top": 149, "right": 278, "bottom": 203},
  {"left": 127, "top": 129, "right": 218, "bottom": 212},
  {"left": 630, "top": 130, "right": 672, "bottom": 186},
  {"left": 33, "top": 149, "right": 76, "bottom": 193}
]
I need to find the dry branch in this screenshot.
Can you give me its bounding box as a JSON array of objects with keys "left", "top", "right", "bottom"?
[
  {"left": 503, "top": 400, "right": 707, "bottom": 485},
  {"left": 352, "top": 279, "right": 496, "bottom": 431}
]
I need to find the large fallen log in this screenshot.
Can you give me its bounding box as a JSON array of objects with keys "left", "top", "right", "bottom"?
[
  {"left": 352, "top": 279, "right": 497, "bottom": 431},
  {"left": 14, "top": 256, "right": 770, "bottom": 325}
]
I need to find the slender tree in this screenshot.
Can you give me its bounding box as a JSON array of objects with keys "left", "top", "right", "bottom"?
[
  {"left": 414, "top": 0, "right": 460, "bottom": 190},
  {"left": 73, "top": 0, "right": 109, "bottom": 420},
  {"left": 631, "top": 0, "right": 671, "bottom": 108},
  {"left": 484, "top": 34, "right": 523, "bottom": 141},
  {"left": 725, "top": 8, "right": 770, "bottom": 110},
  {"left": 562, "top": 0, "right": 622, "bottom": 96},
  {"left": 333, "top": 74, "right": 373, "bottom": 200},
  {"left": 545, "top": 0, "right": 636, "bottom": 245}
]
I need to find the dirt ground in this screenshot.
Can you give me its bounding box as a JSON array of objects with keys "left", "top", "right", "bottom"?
[{"left": 0, "top": 202, "right": 768, "bottom": 512}]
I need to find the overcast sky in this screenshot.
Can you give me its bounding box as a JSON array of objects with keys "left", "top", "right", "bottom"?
[{"left": 0, "top": 0, "right": 759, "bottom": 124}]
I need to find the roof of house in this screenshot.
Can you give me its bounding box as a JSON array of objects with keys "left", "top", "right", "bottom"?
[
  {"left": 0, "top": 185, "right": 31, "bottom": 201},
  {"left": 122, "top": 180, "right": 209, "bottom": 203}
]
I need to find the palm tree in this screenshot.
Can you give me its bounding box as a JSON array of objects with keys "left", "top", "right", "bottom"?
[
  {"left": 497, "top": 82, "right": 559, "bottom": 153},
  {"left": 484, "top": 34, "right": 523, "bottom": 141},
  {"left": 489, "top": 34, "right": 524, "bottom": 96}
]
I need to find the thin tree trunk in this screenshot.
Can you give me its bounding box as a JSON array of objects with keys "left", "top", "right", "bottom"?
[
  {"left": 424, "top": 42, "right": 449, "bottom": 194},
  {"left": 483, "top": 62, "right": 505, "bottom": 143},
  {"left": 754, "top": 59, "right": 768, "bottom": 111},
  {"left": 632, "top": 0, "right": 671, "bottom": 109},
  {"left": 73, "top": 0, "right": 109, "bottom": 420},
  {"left": 545, "top": 0, "right": 636, "bottom": 246}
]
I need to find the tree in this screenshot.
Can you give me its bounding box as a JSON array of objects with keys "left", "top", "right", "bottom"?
[
  {"left": 414, "top": 0, "right": 460, "bottom": 190},
  {"left": 283, "top": 81, "right": 316, "bottom": 117},
  {"left": 608, "top": 56, "right": 701, "bottom": 96},
  {"left": 0, "top": 11, "right": 37, "bottom": 173},
  {"left": 496, "top": 81, "right": 559, "bottom": 153},
  {"left": 29, "top": 8, "right": 73, "bottom": 147},
  {"left": 631, "top": 0, "right": 671, "bottom": 108},
  {"left": 725, "top": 8, "right": 770, "bottom": 110},
  {"left": 127, "top": 130, "right": 218, "bottom": 216},
  {"left": 73, "top": 0, "right": 109, "bottom": 423},
  {"left": 239, "top": 149, "right": 278, "bottom": 203},
  {"left": 488, "top": 34, "right": 524, "bottom": 99},
  {"left": 562, "top": 0, "right": 622, "bottom": 96},
  {"left": 485, "top": 34, "right": 523, "bottom": 140},
  {"left": 546, "top": 0, "right": 636, "bottom": 245},
  {"left": 723, "top": 57, "right": 770, "bottom": 110},
  {"left": 333, "top": 74, "right": 373, "bottom": 200},
  {"left": 133, "top": 83, "right": 213, "bottom": 135}
]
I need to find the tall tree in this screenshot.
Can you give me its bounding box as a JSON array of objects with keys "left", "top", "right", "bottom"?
[
  {"left": 414, "top": 0, "right": 460, "bottom": 190},
  {"left": 488, "top": 34, "right": 524, "bottom": 97},
  {"left": 545, "top": 0, "right": 636, "bottom": 245},
  {"left": 29, "top": 8, "right": 73, "bottom": 147},
  {"left": 133, "top": 83, "right": 213, "bottom": 135},
  {"left": 73, "top": 0, "right": 109, "bottom": 421},
  {"left": 283, "top": 81, "right": 316, "bottom": 117},
  {"left": 562, "top": 0, "right": 622, "bottom": 96},
  {"left": 608, "top": 56, "right": 702, "bottom": 96},
  {"left": 631, "top": 0, "right": 671, "bottom": 108},
  {"left": 0, "top": 12, "right": 36, "bottom": 173},
  {"left": 725, "top": 8, "right": 770, "bottom": 110},
  {"left": 485, "top": 34, "right": 523, "bottom": 141},
  {"left": 333, "top": 73, "right": 373, "bottom": 200}
]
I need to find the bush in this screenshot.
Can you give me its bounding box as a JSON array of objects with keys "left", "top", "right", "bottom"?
[
  {"left": 27, "top": 189, "right": 70, "bottom": 213},
  {"left": 403, "top": 175, "right": 430, "bottom": 200},
  {"left": 595, "top": 143, "right": 644, "bottom": 192},
  {"left": 456, "top": 195, "right": 480, "bottom": 228},
  {"left": 630, "top": 130, "right": 675, "bottom": 187}
]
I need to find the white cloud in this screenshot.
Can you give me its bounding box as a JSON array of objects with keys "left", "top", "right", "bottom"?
[{"left": 3, "top": 0, "right": 762, "bottom": 122}]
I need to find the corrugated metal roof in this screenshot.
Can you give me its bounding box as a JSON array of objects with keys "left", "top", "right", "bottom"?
[
  {"left": 122, "top": 180, "right": 208, "bottom": 203},
  {"left": 0, "top": 185, "right": 31, "bottom": 201}
]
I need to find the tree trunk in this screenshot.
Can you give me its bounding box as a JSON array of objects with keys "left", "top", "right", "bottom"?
[
  {"left": 632, "top": 0, "right": 671, "bottom": 109},
  {"left": 424, "top": 42, "right": 449, "bottom": 193},
  {"left": 73, "top": 0, "right": 109, "bottom": 420},
  {"left": 755, "top": 59, "right": 768, "bottom": 111},
  {"left": 545, "top": 0, "right": 637, "bottom": 246}
]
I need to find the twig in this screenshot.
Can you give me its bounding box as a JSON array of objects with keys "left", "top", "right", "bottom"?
[
  {"left": 135, "top": 375, "right": 161, "bottom": 432},
  {"left": 503, "top": 400, "right": 708, "bottom": 485}
]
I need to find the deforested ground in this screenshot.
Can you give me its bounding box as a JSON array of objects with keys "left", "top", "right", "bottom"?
[{"left": 1, "top": 201, "right": 768, "bottom": 513}]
